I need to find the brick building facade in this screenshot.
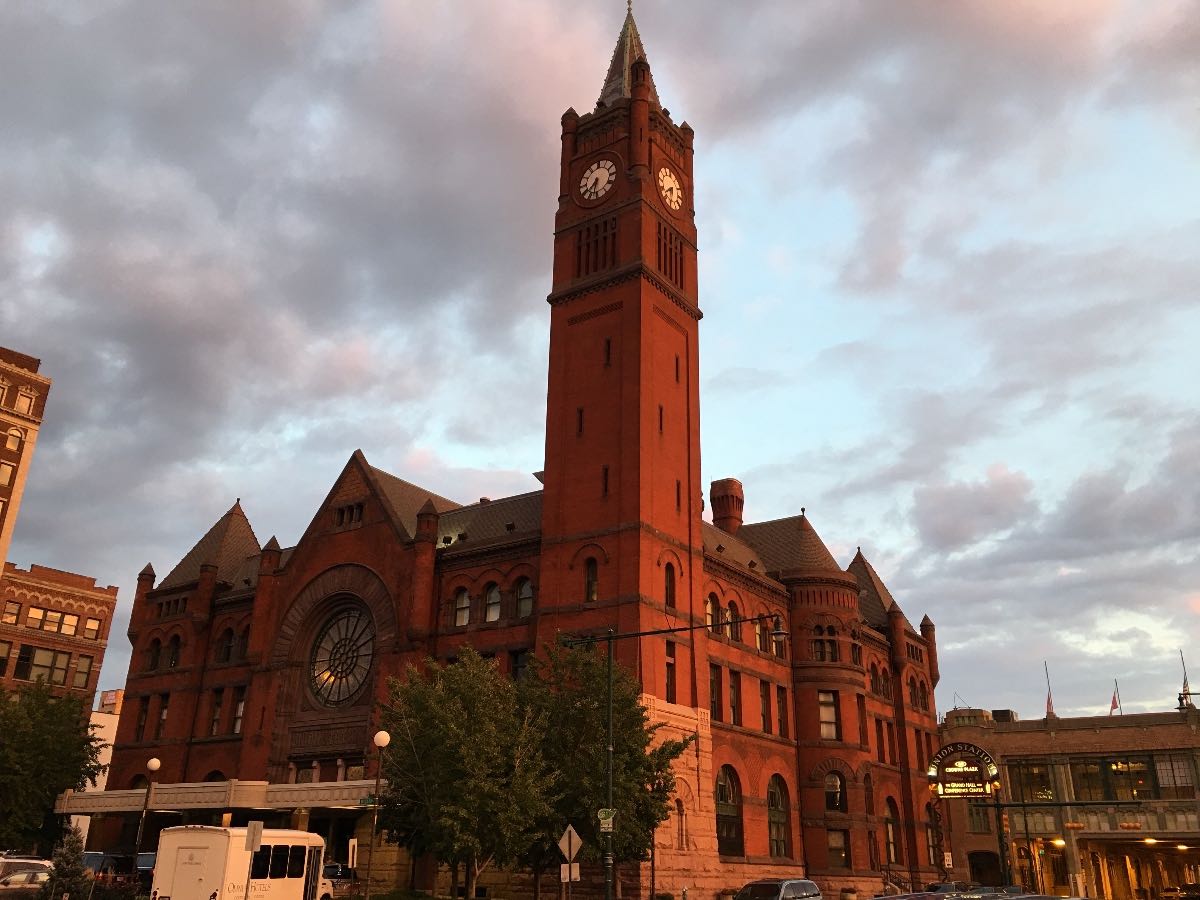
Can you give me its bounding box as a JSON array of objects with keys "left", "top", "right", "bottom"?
[
  {"left": 0, "top": 345, "right": 119, "bottom": 704},
  {"left": 91, "top": 11, "right": 942, "bottom": 899},
  {"left": 939, "top": 706, "right": 1200, "bottom": 900}
]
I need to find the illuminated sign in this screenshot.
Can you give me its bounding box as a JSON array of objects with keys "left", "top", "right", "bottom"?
[{"left": 928, "top": 742, "right": 1000, "bottom": 798}]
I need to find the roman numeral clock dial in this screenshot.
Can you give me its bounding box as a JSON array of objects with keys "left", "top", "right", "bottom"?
[{"left": 579, "top": 158, "right": 617, "bottom": 200}]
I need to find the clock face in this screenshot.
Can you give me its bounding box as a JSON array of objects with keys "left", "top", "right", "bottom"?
[
  {"left": 657, "top": 166, "right": 683, "bottom": 210},
  {"left": 309, "top": 605, "right": 375, "bottom": 707},
  {"left": 579, "top": 158, "right": 618, "bottom": 200}
]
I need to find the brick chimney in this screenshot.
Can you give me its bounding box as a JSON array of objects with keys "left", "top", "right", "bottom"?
[{"left": 710, "top": 478, "right": 744, "bottom": 534}]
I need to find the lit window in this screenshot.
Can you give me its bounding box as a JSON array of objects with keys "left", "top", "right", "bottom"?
[
  {"left": 454, "top": 588, "right": 471, "bottom": 627},
  {"left": 706, "top": 594, "right": 718, "bottom": 632},
  {"left": 885, "top": 799, "right": 901, "bottom": 863},
  {"left": 6, "top": 429, "right": 22, "bottom": 451},
  {"left": 828, "top": 829, "right": 851, "bottom": 868},
  {"left": 232, "top": 686, "right": 246, "bottom": 734},
  {"left": 819, "top": 690, "right": 841, "bottom": 740},
  {"left": 825, "top": 772, "right": 846, "bottom": 811},
  {"left": 485, "top": 583, "right": 501, "bottom": 622},
  {"left": 0, "top": 462, "right": 12, "bottom": 486},
  {"left": 2, "top": 601, "right": 19, "bottom": 625},
  {"left": 26, "top": 607, "right": 44, "bottom": 629},
  {"left": 61, "top": 614, "right": 78, "bottom": 636},
  {"left": 14, "top": 393, "right": 33, "bottom": 415}
]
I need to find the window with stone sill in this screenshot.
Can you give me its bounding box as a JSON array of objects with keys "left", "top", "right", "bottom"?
[
  {"left": 516, "top": 578, "right": 535, "bottom": 618},
  {"left": 484, "top": 583, "right": 501, "bottom": 622}
]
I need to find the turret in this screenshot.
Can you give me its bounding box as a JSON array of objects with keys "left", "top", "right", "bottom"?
[
  {"left": 709, "top": 478, "right": 744, "bottom": 534},
  {"left": 920, "top": 613, "right": 940, "bottom": 688}
]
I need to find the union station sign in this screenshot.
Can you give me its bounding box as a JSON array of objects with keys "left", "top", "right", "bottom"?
[{"left": 927, "top": 741, "right": 1000, "bottom": 798}]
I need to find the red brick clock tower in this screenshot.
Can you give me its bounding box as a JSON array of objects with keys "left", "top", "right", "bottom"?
[{"left": 538, "top": 11, "right": 704, "bottom": 667}]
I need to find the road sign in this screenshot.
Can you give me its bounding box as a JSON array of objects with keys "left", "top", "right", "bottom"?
[
  {"left": 358, "top": 794, "right": 376, "bottom": 806},
  {"left": 560, "top": 864, "right": 580, "bottom": 883},
  {"left": 597, "top": 808, "right": 616, "bottom": 833},
  {"left": 558, "top": 825, "right": 583, "bottom": 861},
  {"left": 245, "top": 821, "right": 264, "bottom": 852}
]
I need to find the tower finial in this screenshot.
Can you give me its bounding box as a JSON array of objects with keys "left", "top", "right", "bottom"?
[{"left": 627, "top": 0, "right": 632, "bottom": 14}]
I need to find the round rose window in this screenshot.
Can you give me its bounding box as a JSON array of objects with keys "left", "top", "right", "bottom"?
[{"left": 309, "top": 605, "right": 375, "bottom": 706}]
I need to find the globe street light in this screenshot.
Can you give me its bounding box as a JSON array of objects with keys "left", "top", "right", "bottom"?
[
  {"left": 134, "top": 757, "right": 162, "bottom": 854},
  {"left": 364, "top": 730, "right": 391, "bottom": 900}
]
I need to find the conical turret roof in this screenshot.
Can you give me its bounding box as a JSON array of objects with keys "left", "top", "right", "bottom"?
[
  {"left": 597, "top": 7, "right": 661, "bottom": 109},
  {"left": 159, "top": 500, "right": 261, "bottom": 590},
  {"left": 737, "top": 510, "right": 844, "bottom": 575}
]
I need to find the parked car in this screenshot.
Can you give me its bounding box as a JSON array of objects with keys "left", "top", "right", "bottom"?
[
  {"left": 0, "top": 870, "right": 51, "bottom": 898},
  {"left": 0, "top": 859, "right": 51, "bottom": 880},
  {"left": 321, "top": 863, "right": 359, "bottom": 897},
  {"left": 735, "top": 879, "right": 823, "bottom": 900},
  {"left": 1177, "top": 887, "right": 1200, "bottom": 900}
]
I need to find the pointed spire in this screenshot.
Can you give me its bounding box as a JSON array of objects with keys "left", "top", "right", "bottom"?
[
  {"left": 158, "top": 500, "right": 261, "bottom": 589},
  {"left": 597, "top": 6, "right": 661, "bottom": 109},
  {"left": 263, "top": 535, "right": 281, "bottom": 552},
  {"left": 139, "top": 562, "right": 156, "bottom": 577}
]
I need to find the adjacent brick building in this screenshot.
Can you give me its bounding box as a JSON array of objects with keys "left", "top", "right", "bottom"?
[
  {"left": 88, "top": 11, "right": 942, "bottom": 899},
  {"left": 939, "top": 706, "right": 1200, "bottom": 900},
  {"left": 0, "top": 346, "right": 119, "bottom": 704}
]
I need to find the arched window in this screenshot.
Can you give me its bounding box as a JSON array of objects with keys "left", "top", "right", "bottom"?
[
  {"left": 216, "top": 629, "right": 235, "bottom": 663},
  {"left": 728, "top": 602, "right": 742, "bottom": 641},
  {"left": 238, "top": 625, "right": 250, "bottom": 659},
  {"left": 146, "top": 638, "right": 161, "bottom": 671},
  {"left": 516, "top": 578, "right": 534, "bottom": 618},
  {"left": 454, "top": 588, "right": 471, "bottom": 627},
  {"left": 166, "top": 634, "right": 181, "bottom": 668},
  {"left": 130, "top": 774, "right": 149, "bottom": 790},
  {"left": 870, "top": 663, "right": 880, "bottom": 694},
  {"left": 909, "top": 676, "right": 919, "bottom": 707},
  {"left": 715, "top": 765, "right": 744, "bottom": 856},
  {"left": 851, "top": 643, "right": 863, "bottom": 665},
  {"left": 811, "top": 639, "right": 827, "bottom": 661},
  {"left": 756, "top": 617, "right": 770, "bottom": 652},
  {"left": 719, "top": 605, "right": 731, "bottom": 637},
  {"left": 484, "top": 583, "right": 501, "bottom": 622},
  {"left": 885, "top": 798, "right": 902, "bottom": 864},
  {"left": 880, "top": 669, "right": 892, "bottom": 700},
  {"left": 706, "top": 594, "right": 719, "bottom": 632},
  {"left": 5, "top": 428, "right": 21, "bottom": 451},
  {"left": 918, "top": 681, "right": 929, "bottom": 711},
  {"left": 767, "top": 774, "right": 791, "bottom": 858},
  {"left": 204, "top": 770, "right": 226, "bottom": 782},
  {"left": 675, "top": 797, "right": 686, "bottom": 850},
  {"left": 864, "top": 773, "right": 874, "bottom": 815},
  {"left": 664, "top": 564, "right": 676, "bottom": 609},
  {"left": 772, "top": 627, "right": 787, "bottom": 658},
  {"left": 584, "top": 558, "right": 598, "bottom": 603},
  {"left": 824, "top": 772, "right": 846, "bottom": 812}
]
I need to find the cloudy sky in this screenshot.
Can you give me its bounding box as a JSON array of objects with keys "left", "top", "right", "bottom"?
[{"left": 3, "top": 0, "right": 1198, "bottom": 718}]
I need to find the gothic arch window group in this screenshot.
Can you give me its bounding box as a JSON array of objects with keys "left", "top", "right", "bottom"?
[
  {"left": 145, "top": 632, "right": 184, "bottom": 671},
  {"left": 810, "top": 624, "right": 840, "bottom": 662},
  {"left": 706, "top": 591, "right": 785, "bottom": 659},
  {"left": 767, "top": 774, "right": 791, "bottom": 858},
  {"left": 871, "top": 661, "right": 894, "bottom": 700},
  {"left": 907, "top": 675, "right": 931, "bottom": 711}
]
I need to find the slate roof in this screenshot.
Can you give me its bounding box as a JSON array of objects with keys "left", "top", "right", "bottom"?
[
  {"left": 846, "top": 549, "right": 919, "bottom": 634},
  {"left": 701, "top": 520, "right": 767, "bottom": 572},
  {"left": 437, "top": 491, "right": 543, "bottom": 550},
  {"left": 736, "top": 512, "right": 844, "bottom": 576},
  {"left": 159, "top": 501, "right": 261, "bottom": 590},
  {"left": 368, "top": 465, "right": 461, "bottom": 537},
  {"left": 597, "top": 8, "right": 661, "bottom": 109}
]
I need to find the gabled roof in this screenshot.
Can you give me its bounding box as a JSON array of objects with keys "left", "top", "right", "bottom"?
[
  {"left": 437, "top": 491, "right": 542, "bottom": 550},
  {"left": 159, "top": 501, "right": 261, "bottom": 590},
  {"left": 737, "top": 511, "right": 843, "bottom": 576},
  {"left": 367, "top": 464, "right": 460, "bottom": 537},
  {"left": 597, "top": 7, "right": 661, "bottom": 109},
  {"left": 847, "top": 548, "right": 918, "bottom": 634}
]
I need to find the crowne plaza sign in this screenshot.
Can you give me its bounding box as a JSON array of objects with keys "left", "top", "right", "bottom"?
[{"left": 927, "top": 741, "right": 1001, "bottom": 798}]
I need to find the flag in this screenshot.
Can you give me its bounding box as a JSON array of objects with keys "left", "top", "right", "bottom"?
[
  {"left": 1046, "top": 690, "right": 1055, "bottom": 717},
  {"left": 1109, "top": 691, "right": 1118, "bottom": 715}
]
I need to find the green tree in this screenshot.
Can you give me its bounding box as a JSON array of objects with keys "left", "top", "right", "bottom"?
[
  {"left": 0, "top": 683, "right": 106, "bottom": 853},
  {"left": 39, "top": 825, "right": 91, "bottom": 900},
  {"left": 517, "top": 643, "right": 693, "bottom": 895},
  {"left": 378, "top": 648, "right": 556, "bottom": 900}
]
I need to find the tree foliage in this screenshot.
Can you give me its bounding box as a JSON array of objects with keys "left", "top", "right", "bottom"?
[
  {"left": 39, "top": 825, "right": 91, "bottom": 900},
  {"left": 0, "top": 683, "right": 106, "bottom": 853},
  {"left": 378, "top": 649, "right": 556, "bottom": 900},
  {"left": 517, "top": 642, "right": 693, "bottom": 872}
]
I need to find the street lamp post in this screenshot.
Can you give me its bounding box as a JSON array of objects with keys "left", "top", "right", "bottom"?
[
  {"left": 568, "top": 612, "right": 786, "bottom": 900},
  {"left": 364, "top": 730, "right": 390, "bottom": 900},
  {"left": 134, "top": 757, "right": 162, "bottom": 855}
]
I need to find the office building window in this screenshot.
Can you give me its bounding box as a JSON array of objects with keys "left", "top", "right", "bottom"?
[
  {"left": 73, "top": 654, "right": 93, "bottom": 689},
  {"left": 84, "top": 617, "right": 101, "bottom": 640},
  {"left": 2, "top": 601, "right": 18, "bottom": 625},
  {"left": 729, "top": 671, "right": 742, "bottom": 726},
  {"left": 454, "top": 588, "right": 471, "bottom": 627},
  {"left": 516, "top": 578, "right": 534, "bottom": 618},
  {"left": 484, "top": 583, "right": 501, "bottom": 622}
]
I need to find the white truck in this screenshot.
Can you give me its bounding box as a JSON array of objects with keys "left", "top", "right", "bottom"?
[{"left": 150, "top": 826, "right": 335, "bottom": 900}]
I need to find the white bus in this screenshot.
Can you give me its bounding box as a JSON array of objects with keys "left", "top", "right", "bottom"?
[{"left": 151, "top": 826, "right": 335, "bottom": 900}]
